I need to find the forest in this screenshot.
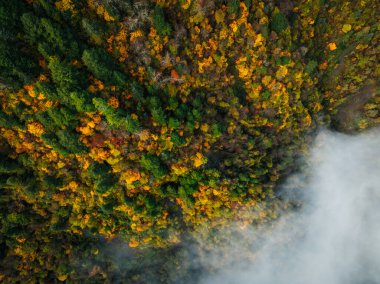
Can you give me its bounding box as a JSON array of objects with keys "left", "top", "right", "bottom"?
[{"left": 0, "top": 0, "right": 378, "bottom": 282}]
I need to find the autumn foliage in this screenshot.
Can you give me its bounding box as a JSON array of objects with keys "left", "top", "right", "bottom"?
[{"left": 0, "top": 0, "right": 378, "bottom": 282}]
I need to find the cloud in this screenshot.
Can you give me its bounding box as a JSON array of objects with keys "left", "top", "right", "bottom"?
[{"left": 200, "top": 128, "right": 380, "bottom": 284}]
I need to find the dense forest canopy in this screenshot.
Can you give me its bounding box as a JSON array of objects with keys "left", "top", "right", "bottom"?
[{"left": 0, "top": 0, "right": 378, "bottom": 282}]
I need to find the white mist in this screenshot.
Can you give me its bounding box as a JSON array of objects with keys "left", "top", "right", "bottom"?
[{"left": 202, "top": 129, "right": 380, "bottom": 284}]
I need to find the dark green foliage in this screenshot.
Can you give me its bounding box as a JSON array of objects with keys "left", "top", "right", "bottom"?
[
  {"left": 7, "top": 213, "right": 28, "bottom": 225},
  {"left": 148, "top": 96, "right": 161, "bottom": 109},
  {"left": 40, "top": 18, "right": 80, "bottom": 58},
  {"left": 36, "top": 112, "right": 58, "bottom": 131},
  {"left": 92, "top": 97, "right": 123, "bottom": 124},
  {"left": 49, "top": 216, "right": 69, "bottom": 232},
  {"left": 37, "top": 42, "right": 56, "bottom": 59},
  {"left": 228, "top": 0, "right": 241, "bottom": 16},
  {"left": 0, "top": 42, "right": 38, "bottom": 88},
  {"left": 17, "top": 154, "right": 35, "bottom": 168},
  {"left": 157, "top": 183, "right": 175, "bottom": 197},
  {"left": 244, "top": 0, "right": 252, "bottom": 10},
  {"left": 0, "top": 110, "right": 22, "bottom": 128},
  {"left": 34, "top": 81, "right": 58, "bottom": 100},
  {"left": 191, "top": 108, "right": 202, "bottom": 121},
  {"left": 21, "top": 13, "right": 79, "bottom": 58},
  {"left": 5, "top": 175, "right": 35, "bottom": 191},
  {"left": 45, "top": 107, "right": 79, "bottom": 129},
  {"left": 211, "top": 123, "right": 223, "bottom": 139},
  {"left": 0, "top": 0, "right": 26, "bottom": 39},
  {"left": 0, "top": 158, "right": 24, "bottom": 175},
  {"left": 81, "top": 17, "right": 107, "bottom": 40},
  {"left": 151, "top": 107, "right": 167, "bottom": 125},
  {"left": 93, "top": 97, "right": 140, "bottom": 132},
  {"left": 262, "top": 90, "right": 271, "bottom": 99},
  {"left": 95, "top": 175, "right": 118, "bottom": 194},
  {"left": 88, "top": 162, "right": 112, "bottom": 179},
  {"left": 21, "top": 12, "right": 42, "bottom": 43},
  {"left": 93, "top": 97, "right": 123, "bottom": 126},
  {"left": 82, "top": 48, "right": 128, "bottom": 86},
  {"left": 68, "top": 91, "right": 96, "bottom": 113},
  {"left": 92, "top": 97, "right": 114, "bottom": 116},
  {"left": 153, "top": 6, "right": 172, "bottom": 36},
  {"left": 145, "top": 195, "right": 157, "bottom": 210},
  {"left": 168, "top": 97, "right": 179, "bottom": 110},
  {"left": 174, "top": 104, "right": 188, "bottom": 120},
  {"left": 270, "top": 11, "right": 289, "bottom": 33},
  {"left": 179, "top": 171, "right": 202, "bottom": 195},
  {"left": 40, "top": 18, "right": 67, "bottom": 52},
  {"left": 41, "top": 133, "right": 69, "bottom": 156},
  {"left": 12, "top": 102, "right": 30, "bottom": 122},
  {"left": 56, "top": 130, "right": 87, "bottom": 154},
  {"left": 41, "top": 130, "right": 86, "bottom": 156},
  {"left": 131, "top": 82, "right": 145, "bottom": 100},
  {"left": 42, "top": 176, "right": 64, "bottom": 189},
  {"left": 186, "top": 119, "right": 195, "bottom": 131},
  {"left": 141, "top": 154, "right": 167, "bottom": 178},
  {"left": 171, "top": 131, "right": 186, "bottom": 146},
  {"left": 0, "top": 1, "right": 37, "bottom": 88},
  {"left": 47, "top": 57, "right": 86, "bottom": 91},
  {"left": 100, "top": 198, "right": 117, "bottom": 214},
  {"left": 148, "top": 96, "right": 167, "bottom": 125},
  {"left": 38, "top": 0, "right": 61, "bottom": 18},
  {"left": 123, "top": 114, "right": 140, "bottom": 133},
  {"left": 306, "top": 60, "right": 318, "bottom": 74},
  {"left": 168, "top": 117, "right": 180, "bottom": 129},
  {"left": 178, "top": 186, "right": 195, "bottom": 204}
]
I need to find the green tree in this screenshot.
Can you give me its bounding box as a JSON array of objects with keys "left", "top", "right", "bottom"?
[
  {"left": 93, "top": 97, "right": 140, "bottom": 132},
  {"left": 168, "top": 117, "right": 180, "bottom": 129},
  {"left": 0, "top": 110, "right": 22, "bottom": 128},
  {"left": 96, "top": 175, "right": 118, "bottom": 194},
  {"left": 68, "top": 91, "right": 95, "bottom": 113},
  {"left": 0, "top": 42, "right": 38, "bottom": 88},
  {"left": 270, "top": 9, "right": 288, "bottom": 34},
  {"left": 141, "top": 154, "right": 167, "bottom": 178},
  {"left": 47, "top": 57, "right": 86, "bottom": 92},
  {"left": 153, "top": 6, "right": 172, "bottom": 36},
  {"left": 82, "top": 48, "right": 128, "bottom": 86}
]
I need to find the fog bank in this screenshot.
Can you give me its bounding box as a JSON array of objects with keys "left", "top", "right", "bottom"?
[{"left": 201, "top": 129, "right": 380, "bottom": 284}]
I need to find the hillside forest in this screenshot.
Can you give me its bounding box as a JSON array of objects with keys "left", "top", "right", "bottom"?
[{"left": 0, "top": 0, "right": 379, "bottom": 282}]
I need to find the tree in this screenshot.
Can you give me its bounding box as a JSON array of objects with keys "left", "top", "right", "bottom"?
[
  {"left": 93, "top": 97, "right": 140, "bottom": 132},
  {"left": 46, "top": 107, "right": 78, "bottom": 129},
  {"left": 0, "top": 110, "right": 21, "bottom": 128},
  {"left": 41, "top": 130, "right": 86, "bottom": 156},
  {"left": 21, "top": 13, "right": 80, "bottom": 59},
  {"left": 270, "top": 9, "right": 289, "bottom": 34},
  {"left": 81, "top": 17, "right": 107, "bottom": 43},
  {"left": 68, "top": 91, "right": 96, "bottom": 113},
  {"left": 153, "top": 6, "right": 171, "bottom": 36},
  {"left": 56, "top": 130, "right": 87, "bottom": 154},
  {"left": 82, "top": 48, "right": 128, "bottom": 86},
  {"left": 95, "top": 175, "right": 118, "bottom": 194},
  {"left": 141, "top": 154, "right": 167, "bottom": 178},
  {"left": 88, "top": 162, "right": 112, "bottom": 179},
  {"left": 21, "top": 12, "right": 42, "bottom": 43},
  {"left": 0, "top": 0, "right": 26, "bottom": 41},
  {"left": 151, "top": 107, "right": 167, "bottom": 125},
  {"left": 0, "top": 157, "right": 24, "bottom": 175},
  {"left": 171, "top": 132, "right": 185, "bottom": 147},
  {"left": 168, "top": 117, "right": 180, "bottom": 129},
  {"left": 47, "top": 57, "right": 85, "bottom": 91},
  {"left": 0, "top": 43, "right": 38, "bottom": 88},
  {"left": 34, "top": 81, "right": 58, "bottom": 100}
]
